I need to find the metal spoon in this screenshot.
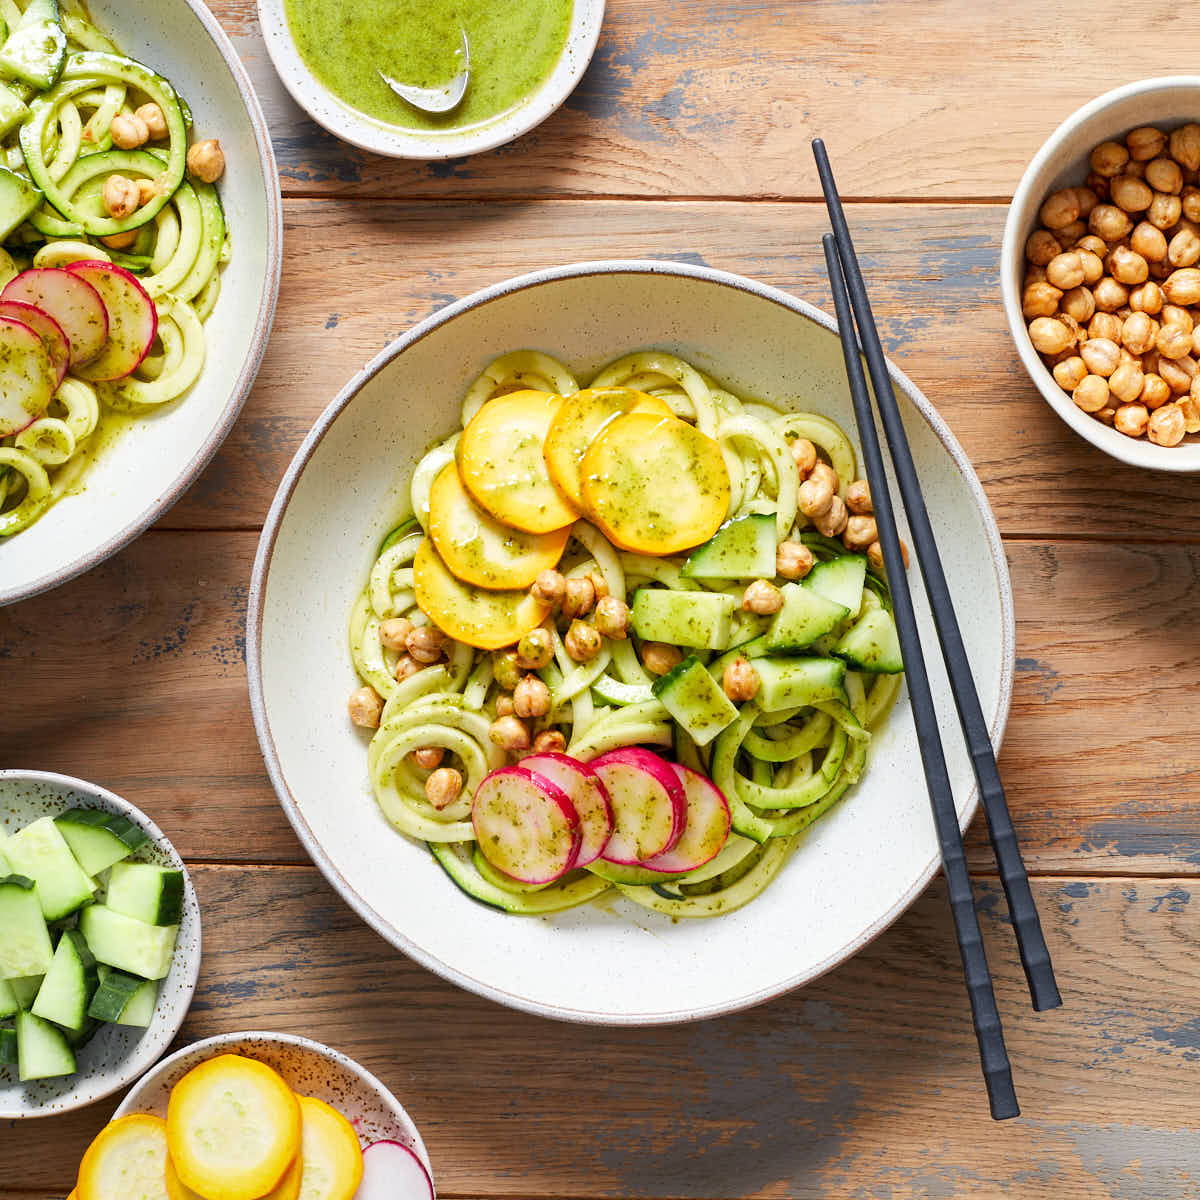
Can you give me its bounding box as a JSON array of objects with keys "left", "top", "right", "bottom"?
[{"left": 379, "top": 28, "right": 469, "bottom": 115}]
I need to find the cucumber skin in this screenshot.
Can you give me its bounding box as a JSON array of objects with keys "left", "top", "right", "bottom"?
[
  {"left": 0, "top": 1025, "right": 15, "bottom": 1065},
  {"left": 106, "top": 862, "right": 184, "bottom": 926},
  {"left": 683, "top": 513, "right": 776, "bottom": 580},
  {"left": 87, "top": 967, "right": 144, "bottom": 1022}
]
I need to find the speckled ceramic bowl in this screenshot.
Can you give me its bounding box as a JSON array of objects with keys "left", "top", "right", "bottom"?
[
  {"left": 0, "top": 770, "right": 201, "bottom": 1118},
  {"left": 257, "top": 0, "right": 605, "bottom": 159},
  {"left": 115, "top": 1030, "right": 434, "bottom": 1185},
  {"left": 1002, "top": 76, "right": 1200, "bottom": 472},
  {"left": 248, "top": 261, "right": 1015, "bottom": 1025},
  {"left": 0, "top": 0, "right": 282, "bottom": 606}
]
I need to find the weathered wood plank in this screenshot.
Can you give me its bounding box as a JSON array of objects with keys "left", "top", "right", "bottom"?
[
  {"left": 209, "top": 0, "right": 1200, "bottom": 202},
  {"left": 12, "top": 865, "right": 1200, "bottom": 1198},
  {"left": 1, "top": 532, "right": 1196, "bottom": 873}
]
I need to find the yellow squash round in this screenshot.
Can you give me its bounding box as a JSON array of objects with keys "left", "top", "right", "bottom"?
[
  {"left": 295, "top": 1096, "right": 364, "bottom": 1200},
  {"left": 77, "top": 1115, "right": 171, "bottom": 1200}
]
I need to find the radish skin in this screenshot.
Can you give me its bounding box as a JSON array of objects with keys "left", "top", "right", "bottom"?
[
  {"left": 66, "top": 261, "right": 157, "bottom": 382},
  {"left": 357, "top": 1140, "right": 435, "bottom": 1200},
  {"left": 590, "top": 748, "right": 687, "bottom": 865},
  {"left": 642, "top": 764, "right": 732, "bottom": 873}
]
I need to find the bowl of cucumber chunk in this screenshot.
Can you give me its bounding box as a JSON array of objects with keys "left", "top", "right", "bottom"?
[{"left": 0, "top": 770, "right": 200, "bottom": 1118}]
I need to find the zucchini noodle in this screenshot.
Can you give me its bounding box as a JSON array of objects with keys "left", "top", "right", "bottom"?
[
  {"left": 349, "top": 350, "right": 904, "bottom": 919},
  {"left": 0, "top": 1, "right": 231, "bottom": 537}
]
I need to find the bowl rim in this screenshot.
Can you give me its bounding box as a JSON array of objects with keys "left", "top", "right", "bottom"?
[
  {"left": 112, "top": 1029, "right": 434, "bottom": 1177},
  {"left": 256, "top": 0, "right": 606, "bottom": 160},
  {"left": 0, "top": 0, "right": 284, "bottom": 607},
  {"left": 1001, "top": 74, "right": 1200, "bottom": 474},
  {"left": 0, "top": 768, "right": 202, "bottom": 1119},
  {"left": 246, "top": 258, "right": 1016, "bottom": 1026}
]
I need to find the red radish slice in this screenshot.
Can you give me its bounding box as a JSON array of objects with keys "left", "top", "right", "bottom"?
[
  {"left": 2, "top": 267, "right": 107, "bottom": 366},
  {"left": 642, "top": 764, "right": 732, "bottom": 873},
  {"left": 0, "top": 316, "right": 57, "bottom": 436},
  {"left": 521, "top": 752, "right": 614, "bottom": 867},
  {"left": 66, "top": 261, "right": 157, "bottom": 382},
  {"left": 0, "top": 300, "right": 69, "bottom": 387},
  {"left": 472, "top": 766, "right": 581, "bottom": 884},
  {"left": 590, "top": 748, "right": 687, "bottom": 865},
  {"left": 358, "top": 1140, "right": 435, "bottom": 1200}
]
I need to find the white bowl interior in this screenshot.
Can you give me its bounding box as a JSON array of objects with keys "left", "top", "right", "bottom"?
[
  {"left": 115, "top": 1031, "right": 433, "bottom": 1181},
  {"left": 252, "top": 264, "right": 1013, "bottom": 1025},
  {"left": 0, "top": 770, "right": 201, "bottom": 1118},
  {"left": 257, "top": 0, "right": 605, "bottom": 159},
  {"left": 0, "top": 0, "right": 279, "bottom": 605},
  {"left": 1002, "top": 77, "right": 1200, "bottom": 472}
]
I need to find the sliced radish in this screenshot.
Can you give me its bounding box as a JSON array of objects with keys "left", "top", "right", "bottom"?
[
  {"left": 357, "top": 1140, "right": 435, "bottom": 1200},
  {"left": 66, "top": 261, "right": 156, "bottom": 382},
  {"left": 520, "top": 752, "right": 614, "bottom": 867},
  {"left": 590, "top": 748, "right": 687, "bottom": 866},
  {"left": 0, "top": 315, "right": 57, "bottom": 436},
  {"left": 0, "top": 300, "right": 69, "bottom": 387},
  {"left": 2, "top": 267, "right": 107, "bottom": 366},
  {"left": 472, "top": 766, "right": 581, "bottom": 885},
  {"left": 642, "top": 764, "right": 732, "bottom": 873}
]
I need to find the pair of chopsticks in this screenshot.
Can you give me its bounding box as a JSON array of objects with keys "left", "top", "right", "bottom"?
[{"left": 812, "top": 139, "right": 1061, "bottom": 1121}]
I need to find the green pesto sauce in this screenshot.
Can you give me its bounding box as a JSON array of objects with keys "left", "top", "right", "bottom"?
[{"left": 282, "top": 0, "right": 574, "bottom": 132}]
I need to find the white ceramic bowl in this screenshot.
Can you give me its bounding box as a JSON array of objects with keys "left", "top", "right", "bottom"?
[
  {"left": 1002, "top": 76, "right": 1200, "bottom": 472},
  {"left": 0, "top": 770, "right": 201, "bottom": 1118},
  {"left": 115, "top": 1030, "right": 434, "bottom": 1185},
  {"left": 258, "top": 0, "right": 605, "bottom": 159},
  {"left": 0, "top": 0, "right": 282, "bottom": 606},
  {"left": 248, "top": 261, "right": 1014, "bottom": 1025}
]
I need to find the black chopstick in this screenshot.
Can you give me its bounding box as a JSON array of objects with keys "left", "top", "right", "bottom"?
[
  {"left": 812, "top": 139, "right": 1061, "bottom": 1017},
  {"left": 819, "top": 231, "right": 1020, "bottom": 1122}
]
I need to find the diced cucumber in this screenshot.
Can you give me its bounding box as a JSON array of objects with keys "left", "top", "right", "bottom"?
[
  {"left": 683, "top": 514, "right": 776, "bottom": 580},
  {"left": 833, "top": 607, "right": 904, "bottom": 674},
  {"left": 631, "top": 587, "right": 735, "bottom": 650},
  {"left": 765, "top": 583, "right": 848, "bottom": 653},
  {"left": 0, "top": 0, "right": 66, "bottom": 90},
  {"left": 78, "top": 904, "right": 178, "bottom": 980},
  {"left": 31, "top": 930, "right": 98, "bottom": 1034},
  {"left": 652, "top": 655, "right": 738, "bottom": 746},
  {"left": 0, "top": 85, "right": 27, "bottom": 138},
  {"left": 753, "top": 656, "right": 848, "bottom": 712},
  {"left": 8, "top": 974, "right": 43, "bottom": 1009},
  {"left": 105, "top": 862, "right": 183, "bottom": 926},
  {"left": 0, "top": 1024, "right": 15, "bottom": 1065},
  {"left": 0, "top": 977, "right": 17, "bottom": 1018},
  {"left": 806, "top": 554, "right": 868, "bottom": 620},
  {"left": 55, "top": 808, "right": 148, "bottom": 876},
  {"left": 4, "top": 817, "right": 95, "bottom": 920},
  {"left": 15, "top": 1009, "right": 75, "bottom": 1080},
  {"left": 0, "top": 875, "right": 53, "bottom": 978},
  {"left": 0, "top": 165, "right": 41, "bottom": 242},
  {"left": 89, "top": 965, "right": 156, "bottom": 1025}
]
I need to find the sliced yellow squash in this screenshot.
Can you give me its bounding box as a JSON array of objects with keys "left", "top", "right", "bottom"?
[
  {"left": 166, "top": 1054, "right": 302, "bottom": 1200},
  {"left": 457, "top": 389, "right": 578, "bottom": 533},
  {"left": 77, "top": 1114, "right": 170, "bottom": 1200},
  {"left": 428, "top": 463, "right": 570, "bottom": 590},
  {"left": 580, "top": 412, "right": 730, "bottom": 555},
  {"left": 296, "top": 1096, "right": 363, "bottom": 1200},
  {"left": 543, "top": 387, "right": 672, "bottom": 509},
  {"left": 166, "top": 1154, "right": 303, "bottom": 1200},
  {"left": 414, "top": 538, "right": 550, "bottom": 649}
]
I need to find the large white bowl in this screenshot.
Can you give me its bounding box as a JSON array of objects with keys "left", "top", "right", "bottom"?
[
  {"left": 0, "top": 770, "right": 201, "bottom": 1119},
  {"left": 0, "top": 0, "right": 282, "bottom": 605},
  {"left": 258, "top": 0, "right": 605, "bottom": 159},
  {"left": 248, "top": 261, "right": 1014, "bottom": 1025},
  {"left": 1001, "top": 76, "right": 1200, "bottom": 472}
]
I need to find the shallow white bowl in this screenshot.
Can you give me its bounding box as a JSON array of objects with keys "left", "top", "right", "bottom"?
[
  {"left": 248, "top": 261, "right": 1014, "bottom": 1025},
  {"left": 1001, "top": 76, "right": 1200, "bottom": 473},
  {"left": 0, "top": 770, "right": 201, "bottom": 1118},
  {"left": 115, "top": 1030, "right": 434, "bottom": 1185},
  {"left": 0, "top": 0, "right": 282, "bottom": 606},
  {"left": 257, "top": 0, "right": 605, "bottom": 159}
]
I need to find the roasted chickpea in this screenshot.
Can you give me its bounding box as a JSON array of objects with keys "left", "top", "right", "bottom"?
[
  {"left": 1129, "top": 281, "right": 1164, "bottom": 314},
  {"left": 411, "top": 747, "right": 444, "bottom": 770},
  {"left": 1147, "top": 192, "right": 1183, "bottom": 230},
  {"left": 722, "top": 657, "right": 759, "bottom": 703},
  {"left": 379, "top": 616, "right": 414, "bottom": 651},
  {"left": 1124, "top": 160, "right": 1147, "bottom": 180},
  {"left": 1108, "top": 360, "right": 1145, "bottom": 404},
  {"left": 776, "top": 540, "right": 814, "bottom": 580},
  {"left": 1080, "top": 337, "right": 1121, "bottom": 376},
  {"left": 109, "top": 112, "right": 149, "bottom": 150},
  {"left": 594, "top": 595, "right": 630, "bottom": 639},
  {"left": 348, "top": 685, "right": 383, "bottom": 729},
  {"left": 1088, "top": 312, "right": 1124, "bottom": 341},
  {"left": 1130, "top": 221, "right": 1168, "bottom": 262},
  {"left": 513, "top": 674, "right": 551, "bottom": 719},
  {"left": 1109, "top": 175, "right": 1152, "bottom": 213},
  {"left": 1053, "top": 356, "right": 1088, "bottom": 390},
  {"left": 489, "top": 714, "right": 530, "bottom": 752},
  {"left": 867, "top": 539, "right": 908, "bottom": 573},
  {"left": 843, "top": 514, "right": 877, "bottom": 551},
  {"left": 1089, "top": 204, "right": 1134, "bottom": 241},
  {"left": 1091, "top": 140, "right": 1130, "bottom": 176},
  {"left": 134, "top": 102, "right": 168, "bottom": 140},
  {"left": 587, "top": 570, "right": 609, "bottom": 602},
  {"left": 102, "top": 173, "right": 140, "bottom": 218},
  {"left": 1028, "top": 316, "right": 1075, "bottom": 355},
  {"left": 844, "top": 479, "right": 872, "bottom": 514},
  {"left": 1040, "top": 189, "right": 1080, "bottom": 229},
  {"left": 1045, "top": 251, "right": 1084, "bottom": 289},
  {"left": 641, "top": 641, "right": 682, "bottom": 676},
  {"left": 186, "top": 138, "right": 225, "bottom": 183},
  {"left": 1086, "top": 171, "right": 1110, "bottom": 198},
  {"left": 425, "top": 767, "right": 462, "bottom": 810},
  {"left": 406, "top": 623, "right": 446, "bottom": 663},
  {"left": 531, "top": 568, "right": 565, "bottom": 606},
  {"left": 1092, "top": 277, "right": 1129, "bottom": 313},
  {"left": 1072, "top": 186, "right": 1099, "bottom": 218},
  {"left": 798, "top": 472, "right": 835, "bottom": 518},
  {"left": 1072, "top": 374, "right": 1110, "bottom": 413},
  {"left": 531, "top": 729, "right": 567, "bottom": 755},
  {"left": 1025, "top": 266, "right": 1049, "bottom": 288},
  {"left": 1076, "top": 235, "right": 1108, "bottom": 258},
  {"left": 1076, "top": 249, "right": 1105, "bottom": 285},
  {"left": 742, "top": 579, "right": 783, "bottom": 615},
  {"left": 1159, "top": 356, "right": 1195, "bottom": 395},
  {"left": 1170, "top": 124, "right": 1200, "bottom": 172},
  {"left": 1128, "top": 126, "right": 1167, "bottom": 162},
  {"left": 515, "top": 626, "right": 554, "bottom": 670},
  {"left": 1141, "top": 373, "right": 1171, "bottom": 409},
  {"left": 1025, "top": 229, "right": 1062, "bottom": 266},
  {"left": 136, "top": 178, "right": 156, "bottom": 206},
  {"left": 813, "top": 493, "right": 849, "bottom": 538},
  {"left": 1059, "top": 312, "right": 1084, "bottom": 346},
  {"left": 393, "top": 654, "right": 422, "bottom": 683},
  {"left": 790, "top": 436, "right": 817, "bottom": 476},
  {"left": 1023, "top": 281, "right": 1063, "bottom": 319},
  {"left": 1146, "top": 157, "right": 1184, "bottom": 195},
  {"left": 495, "top": 694, "right": 515, "bottom": 717},
  {"left": 1110, "top": 247, "right": 1149, "bottom": 285},
  {"left": 1158, "top": 323, "right": 1193, "bottom": 359},
  {"left": 1122, "top": 312, "right": 1158, "bottom": 355},
  {"left": 1169, "top": 228, "right": 1200, "bottom": 269},
  {"left": 492, "top": 650, "right": 521, "bottom": 691},
  {"left": 1161, "top": 304, "right": 1194, "bottom": 331},
  {"left": 1182, "top": 185, "right": 1200, "bottom": 224},
  {"left": 564, "top": 619, "right": 602, "bottom": 662},
  {"left": 1114, "top": 403, "right": 1150, "bottom": 437},
  {"left": 560, "top": 575, "right": 596, "bottom": 620},
  {"left": 1148, "top": 401, "right": 1186, "bottom": 445},
  {"left": 1180, "top": 394, "right": 1200, "bottom": 434},
  {"left": 1192, "top": 326, "right": 1200, "bottom": 357}
]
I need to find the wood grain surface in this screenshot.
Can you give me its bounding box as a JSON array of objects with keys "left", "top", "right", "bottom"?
[{"left": 4, "top": 0, "right": 1200, "bottom": 1196}]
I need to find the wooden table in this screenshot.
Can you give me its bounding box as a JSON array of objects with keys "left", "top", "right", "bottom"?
[{"left": 6, "top": 1, "right": 1200, "bottom": 1195}]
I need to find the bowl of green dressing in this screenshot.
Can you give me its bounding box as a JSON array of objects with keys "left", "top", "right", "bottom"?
[{"left": 259, "top": 0, "right": 605, "bottom": 159}]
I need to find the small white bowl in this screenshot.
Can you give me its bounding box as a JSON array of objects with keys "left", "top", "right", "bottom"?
[
  {"left": 1001, "top": 76, "right": 1200, "bottom": 472},
  {"left": 257, "top": 0, "right": 605, "bottom": 159},
  {"left": 0, "top": 770, "right": 201, "bottom": 1119},
  {"left": 115, "top": 1030, "right": 434, "bottom": 1185}
]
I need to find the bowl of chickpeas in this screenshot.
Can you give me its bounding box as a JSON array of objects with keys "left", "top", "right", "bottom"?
[{"left": 1003, "top": 76, "right": 1200, "bottom": 469}]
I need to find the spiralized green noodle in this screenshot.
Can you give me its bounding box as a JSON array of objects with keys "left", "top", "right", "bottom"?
[{"left": 348, "top": 349, "right": 905, "bottom": 919}]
